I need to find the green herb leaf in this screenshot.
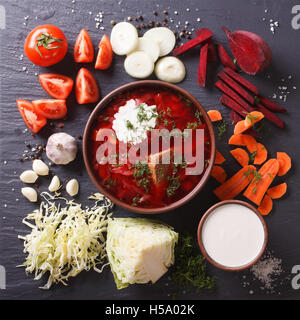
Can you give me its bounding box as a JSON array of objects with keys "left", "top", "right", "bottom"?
[
  {"left": 217, "top": 120, "right": 228, "bottom": 138},
  {"left": 35, "top": 33, "right": 64, "bottom": 57},
  {"left": 171, "top": 234, "right": 215, "bottom": 293}
]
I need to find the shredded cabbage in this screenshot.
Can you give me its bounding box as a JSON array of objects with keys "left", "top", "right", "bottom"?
[{"left": 18, "top": 192, "right": 113, "bottom": 290}]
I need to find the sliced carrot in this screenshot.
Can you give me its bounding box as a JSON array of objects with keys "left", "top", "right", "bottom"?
[
  {"left": 230, "top": 148, "right": 249, "bottom": 167},
  {"left": 229, "top": 134, "right": 246, "bottom": 146},
  {"left": 228, "top": 134, "right": 258, "bottom": 154},
  {"left": 214, "top": 165, "right": 256, "bottom": 201},
  {"left": 277, "top": 152, "right": 291, "bottom": 176},
  {"left": 243, "top": 159, "right": 279, "bottom": 206},
  {"left": 211, "top": 165, "right": 227, "bottom": 183},
  {"left": 243, "top": 135, "right": 258, "bottom": 154},
  {"left": 215, "top": 150, "right": 226, "bottom": 165},
  {"left": 254, "top": 143, "right": 268, "bottom": 165},
  {"left": 234, "top": 111, "right": 264, "bottom": 135},
  {"left": 258, "top": 194, "right": 273, "bottom": 216},
  {"left": 208, "top": 110, "right": 222, "bottom": 122},
  {"left": 267, "top": 182, "right": 287, "bottom": 199}
]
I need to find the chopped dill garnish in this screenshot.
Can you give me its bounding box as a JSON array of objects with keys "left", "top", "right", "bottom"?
[
  {"left": 133, "top": 162, "right": 150, "bottom": 179},
  {"left": 126, "top": 120, "right": 134, "bottom": 130},
  {"left": 167, "top": 175, "right": 181, "bottom": 197},
  {"left": 217, "top": 120, "right": 228, "bottom": 138},
  {"left": 195, "top": 110, "right": 203, "bottom": 125},
  {"left": 186, "top": 122, "right": 198, "bottom": 130},
  {"left": 171, "top": 234, "right": 215, "bottom": 293},
  {"left": 243, "top": 112, "right": 259, "bottom": 125},
  {"left": 250, "top": 150, "right": 257, "bottom": 164}
]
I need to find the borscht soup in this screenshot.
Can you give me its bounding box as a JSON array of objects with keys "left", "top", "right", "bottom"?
[{"left": 89, "top": 87, "right": 212, "bottom": 209}]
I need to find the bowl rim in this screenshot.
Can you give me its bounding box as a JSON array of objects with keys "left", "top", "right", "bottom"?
[
  {"left": 83, "top": 80, "right": 216, "bottom": 214},
  {"left": 197, "top": 199, "right": 268, "bottom": 271}
]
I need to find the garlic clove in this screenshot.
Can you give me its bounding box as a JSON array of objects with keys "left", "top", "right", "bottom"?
[
  {"left": 66, "top": 179, "right": 79, "bottom": 197},
  {"left": 20, "top": 170, "right": 38, "bottom": 184},
  {"left": 48, "top": 175, "right": 61, "bottom": 192},
  {"left": 21, "top": 187, "right": 38, "bottom": 202},
  {"left": 32, "top": 159, "right": 49, "bottom": 176}
]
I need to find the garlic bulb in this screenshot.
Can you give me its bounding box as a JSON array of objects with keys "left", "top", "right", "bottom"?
[{"left": 46, "top": 133, "right": 77, "bottom": 165}]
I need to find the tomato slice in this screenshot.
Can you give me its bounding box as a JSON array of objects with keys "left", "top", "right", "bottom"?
[
  {"left": 16, "top": 100, "right": 47, "bottom": 133},
  {"left": 39, "top": 74, "right": 74, "bottom": 99},
  {"left": 74, "top": 29, "right": 94, "bottom": 63},
  {"left": 75, "top": 68, "right": 100, "bottom": 104},
  {"left": 95, "top": 35, "right": 113, "bottom": 70},
  {"left": 32, "top": 99, "right": 67, "bottom": 119}
]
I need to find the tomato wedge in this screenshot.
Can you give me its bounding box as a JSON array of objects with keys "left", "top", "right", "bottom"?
[
  {"left": 75, "top": 68, "right": 100, "bottom": 104},
  {"left": 39, "top": 74, "right": 74, "bottom": 99},
  {"left": 74, "top": 29, "right": 94, "bottom": 63},
  {"left": 17, "top": 100, "right": 47, "bottom": 133},
  {"left": 95, "top": 35, "right": 113, "bottom": 70},
  {"left": 32, "top": 99, "right": 67, "bottom": 119}
]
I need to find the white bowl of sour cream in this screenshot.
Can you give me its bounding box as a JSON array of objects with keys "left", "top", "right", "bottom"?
[{"left": 198, "top": 200, "right": 268, "bottom": 271}]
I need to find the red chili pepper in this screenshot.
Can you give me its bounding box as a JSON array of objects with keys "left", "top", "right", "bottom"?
[{"left": 173, "top": 29, "right": 213, "bottom": 56}]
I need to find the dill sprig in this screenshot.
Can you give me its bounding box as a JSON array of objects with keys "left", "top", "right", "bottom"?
[{"left": 171, "top": 234, "right": 215, "bottom": 292}]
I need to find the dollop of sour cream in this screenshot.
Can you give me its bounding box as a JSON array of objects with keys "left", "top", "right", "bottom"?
[{"left": 112, "top": 99, "right": 158, "bottom": 145}]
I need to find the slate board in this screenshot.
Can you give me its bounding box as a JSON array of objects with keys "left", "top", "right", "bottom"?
[{"left": 0, "top": 0, "right": 299, "bottom": 300}]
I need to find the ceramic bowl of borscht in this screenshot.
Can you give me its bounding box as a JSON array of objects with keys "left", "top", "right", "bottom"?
[{"left": 83, "top": 80, "right": 216, "bottom": 214}]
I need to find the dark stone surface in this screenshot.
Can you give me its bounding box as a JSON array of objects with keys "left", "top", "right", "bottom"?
[{"left": 0, "top": 0, "right": 299, "bottom": 300}]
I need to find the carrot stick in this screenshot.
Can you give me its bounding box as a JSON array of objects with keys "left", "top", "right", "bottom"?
[
  {"left": 267, "top": 183, "right": 287, "bottom": 199},
  {"left": 254, "top": 143, "right": 268, "bottom": 165},
  {"left": 258, "top": 95, "right": 287, "bottom": 113},
  {"left": 218, "top": 71, "right": 256, "bottom": 105},
  {"left": 223, "top": 67, "right": 259, "bottom": 96},
  {"left": 256, "top": 104, "right": 285, "bottom": 129},
  {"left": 258, "top": 194, "right": 273, "bottom": 216},
  {"left": 230, "top": 148, "right": 249, "bottom": 167},
  {"left": 214, "top": 165, "right": 256, "bottom": 201},
  {"left": 216, "top": 81, "right": 255, "bottom": 113},
  {"left": 215, "top": 150, "right": 226, "bottom": 164},
  {"left": 173, "top": 29, "right": 213, "bottom": 56},
  {"left": 220, "top": 94, "right": 249, "bottom": 117},
  {"left": 208, "top": 110, "right": 222, "bottom": 122},
  {"left": 198, "top": 43, "right": 208, "bottom": 87},
  {"left": 277, "top": 152, "right": 291, "bottom": 176},
  {"left": 243, "top": 159, "right": 279, "bottom": 205},
  {"left": 211, "top": 165, "right": 227, "bottom": 183}
]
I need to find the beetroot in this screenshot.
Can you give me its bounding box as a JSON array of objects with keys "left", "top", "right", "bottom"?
[
  {"left": 216, "top": 42, "right": 238, "bottom": 71},
  {"left": 173, "top": 29, "right": 213, "bottom": 56},
  {"left": 197, "top": 43, "right": 208, "bottom": 87},
  {"left": 222, "top": 26, "right": 272, "bottom": 75}
]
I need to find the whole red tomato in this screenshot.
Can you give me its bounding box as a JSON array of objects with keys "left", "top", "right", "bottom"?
[{"left": 24, "top": 25, "right": 68, "bottom": 67}]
